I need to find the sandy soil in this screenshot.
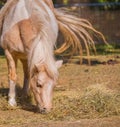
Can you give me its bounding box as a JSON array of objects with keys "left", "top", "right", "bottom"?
[{"left": 0, "top": 55, "right": 120, "bottom": 127}]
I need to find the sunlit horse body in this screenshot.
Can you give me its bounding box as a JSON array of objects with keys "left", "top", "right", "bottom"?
[{"left": 0, "top": 0, "right": 106, "bottom": 113}]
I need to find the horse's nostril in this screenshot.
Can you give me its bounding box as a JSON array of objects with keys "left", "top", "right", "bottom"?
[
  {"left": 39, "top": 107, "right": 47, "bottom": 114},
  {"left": 37, "top": 104, "right": 52, "bottom": 114}
]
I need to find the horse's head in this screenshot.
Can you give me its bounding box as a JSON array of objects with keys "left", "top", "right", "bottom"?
[{"left": 30, "top": 60, "right": 63, "bottom": 113}]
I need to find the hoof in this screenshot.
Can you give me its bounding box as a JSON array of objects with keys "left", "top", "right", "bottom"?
[{"left": 8, "top": 98, "right": 17, "bottom": 107}]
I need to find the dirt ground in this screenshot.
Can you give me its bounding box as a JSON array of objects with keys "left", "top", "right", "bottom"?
[{"left": 0, "top": 55, "right": 120, "bottom": 127}]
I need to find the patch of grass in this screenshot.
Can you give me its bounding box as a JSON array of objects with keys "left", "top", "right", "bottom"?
[
  {"left": 95, "top": 43, "right": 120, "bottom": 55},
  {"left": 0, "top": 93, "right": 19, "bottom": 111}
]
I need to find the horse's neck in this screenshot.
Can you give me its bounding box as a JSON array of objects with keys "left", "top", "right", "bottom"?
[
  {"left": 28, "top": 33, "right": 53, "bottom": 67},
  {"left": 26, "top": 0, "right": 58, "bottom": 72},
  {"left": 28, "top": 35, "right": 58, "bottom": 80}
]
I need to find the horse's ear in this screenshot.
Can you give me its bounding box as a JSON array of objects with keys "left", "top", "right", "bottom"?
[
  {"left": 31, "top": 64, "right": 39, "bottom": 78},
  {"left": 34, "top": 63, "right": 45, "bottom": 72},
  {"left": 55, "top": 60, "right": 63, "bottom": 69},
  {"left": 33, "top": 64, "right": 39, "bottom": 73}
]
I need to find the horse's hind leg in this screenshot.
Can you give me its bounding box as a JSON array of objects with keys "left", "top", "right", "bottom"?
[
  {"left": 5, "top": 50, "right": 17, "bottom": 106},
  {"left": 20, "top": 59, "right": 29, "bottom": 95}
]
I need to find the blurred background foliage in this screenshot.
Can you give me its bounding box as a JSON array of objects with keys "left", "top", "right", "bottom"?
[
  {"left": 0, "top": 0, "right": 6, "bottom": 5},
  {"left": 91, "top": 0, "right": 120, "bottom": 10},
  {"left": 53, "top": 0, "right": 120, "bottom": 10},
  {"left": 0, "top": 0, "right": 120, "bottom": 10},
  {"left": 53, "top": 0, "right": 120, "bottom": 3}
]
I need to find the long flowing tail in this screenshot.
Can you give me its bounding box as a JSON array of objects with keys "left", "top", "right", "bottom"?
[{"left": 54, "top": 9, "right": 108, "bottom": 64}]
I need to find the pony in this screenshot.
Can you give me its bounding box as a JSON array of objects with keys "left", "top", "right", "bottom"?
[{"left": 0, "top": 0, "right": 106, "bottom": 113}]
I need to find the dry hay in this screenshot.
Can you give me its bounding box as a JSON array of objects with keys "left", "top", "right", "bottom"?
[
  {"left": 0, "top": 83, "right": 120, "bottom": 121},
  {"left": 43, "top": 84, "right": 120, "bottom": 121}
]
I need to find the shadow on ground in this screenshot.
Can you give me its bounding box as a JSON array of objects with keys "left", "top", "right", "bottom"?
[{"left": 0, "top": 84, "right": 37, "bottom": 112}]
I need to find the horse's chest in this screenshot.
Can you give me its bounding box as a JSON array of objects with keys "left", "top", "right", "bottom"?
[
  {"left": 1, "top": 23, "right": 24, "bottom": 52},
  {"left": 18, "top": 19, "right": 38, "bottom": 48},
  {"left": 2, "top": 19, "right": 37, "bottom": 53}
]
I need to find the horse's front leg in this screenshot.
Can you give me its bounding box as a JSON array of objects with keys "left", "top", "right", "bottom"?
[
  {"left": 20, "top": 59, "right": 29, "bottom": 95},
  {"left": 5, "top": 50, "right": 17, "bottom": 106}
]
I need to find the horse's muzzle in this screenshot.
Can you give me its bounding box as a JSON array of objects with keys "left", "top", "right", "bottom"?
[{"left": 37, "top": 105, "right": 51, "bottom": 114}]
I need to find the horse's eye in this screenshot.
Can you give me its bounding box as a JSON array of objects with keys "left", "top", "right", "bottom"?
[{"left": 36, "top": 82, "right": 42, "bottom": 88}]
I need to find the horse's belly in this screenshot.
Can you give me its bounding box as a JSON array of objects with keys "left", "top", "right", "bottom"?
[{"left": 12, "top": 51, "right": 27, "bottom": 60}]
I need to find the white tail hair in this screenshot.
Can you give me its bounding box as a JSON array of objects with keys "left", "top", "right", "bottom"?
[{"left": 54, "top": 9, "right": 108, "bottom": 64}]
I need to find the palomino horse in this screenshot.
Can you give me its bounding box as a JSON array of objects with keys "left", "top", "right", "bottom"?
[{"left": 0, "top": 0, "right": 106, "bottom": 113}]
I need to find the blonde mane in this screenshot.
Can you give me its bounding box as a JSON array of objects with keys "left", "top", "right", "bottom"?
[{"left": 27, "top": 0, "right": 59, "bottom": 80}]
